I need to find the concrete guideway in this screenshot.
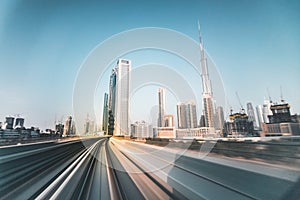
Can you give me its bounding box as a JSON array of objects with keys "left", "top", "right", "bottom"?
[{"left": 0, "top": 137, "right": 299, "bottom": 200}]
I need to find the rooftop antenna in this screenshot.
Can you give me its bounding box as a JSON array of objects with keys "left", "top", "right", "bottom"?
[
  {"left": 267, "top": 88, "right": 273, "bottom": 103},
  {"left": 280, "top": 86, "right": 285, "bottom": 103}
]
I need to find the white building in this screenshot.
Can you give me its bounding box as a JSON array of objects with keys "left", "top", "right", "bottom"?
[
  {"left": 157, "top": 115, "right": 176, "bottom": 139},
  {"left": 176, "top": 127, "right": 218, "bottom": 139},
  {"left": 256, "top": 105, "right": 264, "bottom": 129},
  {"left": 132, "top": 121, "right": 153, "bottom": 138},
  {"left": 115, "top": 59, "right": 131, "bottom": 136},
  {"left": 262, "top": 99, "right": 272, "bottom": 123}
]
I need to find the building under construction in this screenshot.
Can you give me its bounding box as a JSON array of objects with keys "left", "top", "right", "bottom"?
[{"left": 224, "top": 110, "right": 255, "bottom": 137}]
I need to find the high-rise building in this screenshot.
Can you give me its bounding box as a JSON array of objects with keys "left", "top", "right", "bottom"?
[
  {"left": 198, "top": 23, "right": 215, "bottom": 129},
  {"left": 5, "top": 117, "right": 14, "bottom": 129},
  {"left": 55, "top": 123, "right": 64, "bottom": 136},
  {"left": 102, "top": 93, "right": 109, "bottom": 134},
  {"left": 158, "top": 87, "right": 166, "bottom": 127},
  {"left": 114, "top": 59, "right": 131, "bottom": 136},
  {"left": 215, "top": 106, "right": 224, "bottom": 132},
  {"left": 256, "top": 105, "right": 264, "bottom": 129},
  {"left": 262, "top": 99, "right": 272, "bottom": 123},
  {"left": 199, "top": 115, "right": 206, "bottom": 127},
  {"left": 164, "top": 114, "right": 174, "bottom": 127},
  {"left": 108, "top": 69, "right": 117, "bottom": 115},
  {"left": 63, "top": 116, "right": 76, "bottom": 136},
  {"left": 84, "top": 115, "right": 90, "bottom": 134},
  {"left": 89, "top": 120, "right": 95, "bottom": 134},
  {"left": 177, "top": 103, "right": 186, "bottom": 128},
  {"left": 15, "top": 117, "right": 25, "bottom": 128},
  {"left": 246, "top": 102, "right": 258, "bottom": 128},
  {"left": 107, "top": 68, "right": 117, "bottom": 136},
  {"left": 176, "top": 101, "right": 197, "bottom": 129}
]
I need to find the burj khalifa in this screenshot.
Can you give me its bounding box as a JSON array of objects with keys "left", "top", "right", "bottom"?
[{"left": 198, "top": 22, "right": 215, "bottom": 129}]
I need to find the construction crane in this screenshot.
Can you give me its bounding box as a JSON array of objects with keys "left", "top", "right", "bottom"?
[{"left": 235, "top": 92, "right": 245, "bottom": 114}]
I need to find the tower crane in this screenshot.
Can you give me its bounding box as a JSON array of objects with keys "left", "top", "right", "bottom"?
[{"left": 235, "top": 92, "right": 245, "bottom": 114}]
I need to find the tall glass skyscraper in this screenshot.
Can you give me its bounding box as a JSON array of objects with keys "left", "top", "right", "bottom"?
[
  {"left": 114, "top": 59, "right": 131, "bottom": 136},
  {"left": 246, "top": 102, "right": 258, "bottom": 128},
  {"left": 108, "top": 68, "right": 117, "bottom": 115},
  {"left": 102, "top": 93, "right": 109, "bottom": 134},
  {"left": 157, "top": 87, "right": 166, "bottom": 127},
  {"left": 107, "top": 68, "right": 117, "bottom": 135}
]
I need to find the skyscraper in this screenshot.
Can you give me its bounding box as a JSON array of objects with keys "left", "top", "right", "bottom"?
[
  {"left": 176, "top": 101, "right": 198, "bottom": 129},
  {"left": 262, "top": 99, "right": 272, "bottom": 123},
  {"left": 158, "top": 87, "right": 166, "bottom": 127},
  {"left": 5, "top": 117, "right": 14, "bottom": 129},
  {"left": 108, "top": 68, "right": 117, "bottom": 135},
  {"left": 246, "top": 102, "right": 258, "bottom": 128},
  {"left": 256, "top": 105, "right": 264, "bottom": 129},
  {"left": 108, "top": 69, "right": 117, "bottom": 115},
  {"left": 102, "top": 93, "right": 109, "bottom": 134},
  {"left": 215, "top": 106, "right": 224, "bottom": 132},
  {"left": 177, "top": 103, "right": 187, "bottom": 128},
  {"left": 187, "top": 102, "right": 198, "bottom": 128},
  {"left": 114, "top": 59, "right": 131, "bottom": 136},
  {"left": 164, "top": 114, "right": 175, "bottom": 127},
  {"left": 63, "top": 116, "right": 76, "bottom": 136},
  {"left": 15, "top": 117, "right": 25, "bottom": 128},
  {"left": 198, "top": 23, "right": 215, "bottom": 128}
]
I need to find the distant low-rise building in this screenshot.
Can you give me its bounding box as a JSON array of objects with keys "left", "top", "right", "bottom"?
[
  {"left": 131, "top": 121, "right": 153, "bottom": 138},
  {"left": 157, "top": 115, "right": 176, "bottom": 139},
  {"left": 176, "top": 127, "right": 217, "bottom": 139},
  {"left": 157, "top": 127, "right": 176, "bottom": 139}
]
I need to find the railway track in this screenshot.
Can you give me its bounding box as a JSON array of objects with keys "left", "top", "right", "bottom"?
[
  {"left": 110, "top": 138, "right": 299, "bottom": 200},
  {"left": 0, "top": 137, "right": 298, "bottom": 200}
]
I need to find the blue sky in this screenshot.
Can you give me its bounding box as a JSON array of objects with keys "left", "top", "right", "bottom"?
[{"left": 0, "top": 0, "right": 299, "bottom": 130}]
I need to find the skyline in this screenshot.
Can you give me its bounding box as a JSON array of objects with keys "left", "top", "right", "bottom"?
[{"left": 0, "top": 0, "right": 299, "bottom": 130}]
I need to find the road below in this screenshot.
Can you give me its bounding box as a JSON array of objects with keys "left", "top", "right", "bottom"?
[{"left": 0, "top": 137, "right": 299, "bottom": 200}]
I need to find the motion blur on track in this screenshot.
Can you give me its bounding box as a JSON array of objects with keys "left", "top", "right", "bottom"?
[{"left": 0, "top": 137, "right": 299, "bottom": 200}]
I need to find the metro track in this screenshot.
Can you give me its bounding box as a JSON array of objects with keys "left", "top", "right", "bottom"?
[
  {"left": 0, "top": 137, "right": 177, "bottom": 200},
  {"left": 0, "top": 137, "right": 298, "bottom": 200},
  {"left": 110, "top": 138, "right": 298, "bottom": 200}
]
